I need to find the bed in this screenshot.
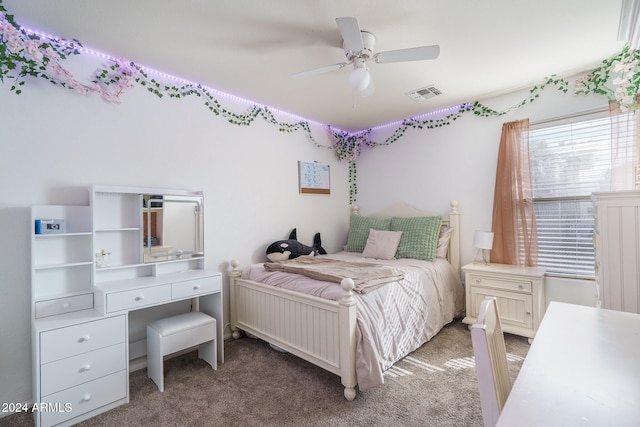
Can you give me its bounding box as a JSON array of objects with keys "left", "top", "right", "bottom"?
[{"left": 229, "top": 201, "right": 464, "bottom": 400}]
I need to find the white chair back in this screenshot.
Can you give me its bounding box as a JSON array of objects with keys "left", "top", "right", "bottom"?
[{"left": 471, "top": 296, "right": 512, "bottom": 427}]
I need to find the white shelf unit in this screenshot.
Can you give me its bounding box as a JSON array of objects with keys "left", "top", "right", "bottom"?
[
  {"left": 30, "top": 185, "right": 218, "bottom": 427},
  {"left": 92, "top": 189, "right": 143, "bottom": 278},
  {"left": 31, "top": 204, "right": 129, "bottom": 427},
  {"left": 90, "top": 186, "right": 206, "bottom": 284},
  {"left": 31, "top": 205, "right": 93, "bottom": 319}
]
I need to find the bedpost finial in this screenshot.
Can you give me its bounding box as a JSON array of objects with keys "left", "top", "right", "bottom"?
[
  {"left": 341, "top": 278, "right": 355, "bottom": 292},
  {"left": 340, "top": 278, "right": 356, "bottom": 305},
  {"left": 351, "top": 205, "right": 360, "bottom": 216},
  {"left": 450, "top": 200, "right": 459, "bottom": 214},
  {"left": 230, "top": 259, "right": 241, "bottom": 277}
]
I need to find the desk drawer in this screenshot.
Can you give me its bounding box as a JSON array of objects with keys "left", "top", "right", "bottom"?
[
  {"left": 467, "top": 274, "right": 532, "bottom": 293},
  {"left": 172, "top": 276, "right": 221, "bottom": 300},
  {"left": 106, "top": 284, "right": 171, "bottom": 313},
  {"left": 35, "top": 293, "right": 94, "bottom": 319},
  {"left": 40, "top": 370, "right": 127, "bottom": 427},
  {"left": 40, "top": 315, "right": 125, "bottom": 364},
  {"left": 41, "top": 343, "right": 126, "bottom": 397}
]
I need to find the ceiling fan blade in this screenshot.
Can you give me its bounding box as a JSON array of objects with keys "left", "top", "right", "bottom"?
[
  {"left": 335, "top": 17, "right": 364, "bottom": 52},
  {"left": 375, "top": 44, "right": 440, "bottom": 63},
  {"left": 291, "top": 62, "right": 349, "bottom": 79}
]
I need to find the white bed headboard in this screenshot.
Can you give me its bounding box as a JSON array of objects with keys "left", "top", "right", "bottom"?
[{"left": 351, "top": 201, "right": 461, "bottom": 275}]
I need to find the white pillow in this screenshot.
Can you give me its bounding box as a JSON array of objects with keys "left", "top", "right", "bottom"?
[
  {"left": 436, "top": 226, "right": 454, "bottom": 259},
  {"left": 362, "top": 229, "right": 403, "bottom": 260}
]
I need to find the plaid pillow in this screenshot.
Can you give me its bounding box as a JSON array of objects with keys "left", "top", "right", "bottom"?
[
  {"left": 346, "top": 215, "right": 391, "bottom": 252},
  {"left": 391, "top": 216, "right": 442, "bottom": 261}
]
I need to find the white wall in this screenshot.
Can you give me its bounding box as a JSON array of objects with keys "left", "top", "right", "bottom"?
[
  {"left": 0, "top": 73, "right": 350, "bottom": 406},
  {"left": 355, "top": 85, "right": 603, "bottom": 308},
  {"left": 0, "top": 56, "right": 607, "bottom": 407}
]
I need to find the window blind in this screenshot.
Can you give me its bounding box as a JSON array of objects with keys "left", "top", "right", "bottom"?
[{"left": 529, "top": 112, "right": 612, "bottom": 277}]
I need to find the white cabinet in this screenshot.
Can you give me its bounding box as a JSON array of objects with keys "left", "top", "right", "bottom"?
[
  {"left": 462, "top": 263, "right": 546, "bottom": 341},
  {"left": 30, "top": 185, "right": 222, "bottom": 427},
  {"left": 593, "top": 191, "right": 640, "bottom": 313},
  {"left": 34, "top": 315, "right": 128, "bottom": 427}
]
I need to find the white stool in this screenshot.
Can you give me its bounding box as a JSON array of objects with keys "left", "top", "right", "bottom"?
[{"left": 147, "top": 311, "right": 217, "bottom": 392}]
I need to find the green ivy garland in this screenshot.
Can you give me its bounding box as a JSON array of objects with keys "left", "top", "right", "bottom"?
[
  {"left": 1, "top": 1, "right": 638, "bottom": 204},
  {"left": 575, "top": 45, "right": 640, "bottom": 108}
]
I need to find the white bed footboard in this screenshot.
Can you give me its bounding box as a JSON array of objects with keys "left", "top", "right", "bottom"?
[{"left": 229, "top": 260, "right": 358, "bottom": 400}]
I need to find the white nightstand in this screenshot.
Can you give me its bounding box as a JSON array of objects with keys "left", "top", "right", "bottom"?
[{"left": 462, "top": 263, "right": 546, "bottom": 342}]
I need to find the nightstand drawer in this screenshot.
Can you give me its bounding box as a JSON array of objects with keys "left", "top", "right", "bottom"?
[
  {"left": 106, "top": 284, "right": 171, "bottom": 312},
  {"left": 40, "top": 315, "right": 125, "bottom": 364},
  {"left": 467, "top": 274, "right": 532, "bottom": 293},
  {"left": 172, "top": 276, "right": 221, "bottom": 300},
  {"left": 40, "top": 370, "right": 127, "bottom": 427},
  {"left": 41, "top": 343, "right": 126, "bottom": 397}
]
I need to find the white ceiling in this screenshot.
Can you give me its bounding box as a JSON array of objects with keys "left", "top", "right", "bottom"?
[{"left": 3, "top": 0, "right": 627, "bottom": 131}]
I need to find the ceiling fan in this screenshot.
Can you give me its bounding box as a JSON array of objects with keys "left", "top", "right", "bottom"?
[{"left": 292, "top": 17, "right": 440, "bottom": 96}]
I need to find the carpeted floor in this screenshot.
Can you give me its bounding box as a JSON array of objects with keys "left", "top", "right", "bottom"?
[{"left": 2, "top": 318, "right": 529, "bottom": 427}]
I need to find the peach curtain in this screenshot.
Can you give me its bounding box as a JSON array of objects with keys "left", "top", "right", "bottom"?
[
  {"left": 490, "top": 119, "right": 538, "bottom": 266},
  {"left": 609, "top": 98, "right": 640, "bottom": 190}
]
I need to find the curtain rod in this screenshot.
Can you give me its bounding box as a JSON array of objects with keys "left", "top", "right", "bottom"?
[{"left": 530, "top": 106, "right": 609, "bottom": 127}]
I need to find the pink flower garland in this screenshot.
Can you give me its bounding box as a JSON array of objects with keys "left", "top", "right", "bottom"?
[{"left": 0, "top": 11, "right": 137, "bottom": 101}]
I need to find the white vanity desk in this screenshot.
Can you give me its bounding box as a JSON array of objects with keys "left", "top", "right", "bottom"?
[
  {"left": 92, "top": 269, "right": 224, "bottom": 360},
  {"left": 31, "top": 185, "right": 223, "bottom": 427}
]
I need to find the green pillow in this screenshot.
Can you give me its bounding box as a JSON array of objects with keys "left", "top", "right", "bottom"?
[
  {"left": 346, "top": 216, "right": 391, "bottom": 252},
  {"left": 390, "top": 216, "right": 442, "bottom": 261}
]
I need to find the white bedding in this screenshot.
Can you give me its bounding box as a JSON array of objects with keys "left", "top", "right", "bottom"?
[{"left": 242, "top": 251, "right": 465, "bottom": 390}]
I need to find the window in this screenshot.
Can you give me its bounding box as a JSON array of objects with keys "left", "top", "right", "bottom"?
[{"left": 529, "top": 111, "right": 618, "bottom": 277}]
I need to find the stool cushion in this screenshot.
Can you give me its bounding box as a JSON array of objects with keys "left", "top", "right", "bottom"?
[
  {"left": 148, "top": 312, "right": 215, "bottom": 337},
  {"left": 146, "top": 311, "right": 217, "bottom": 392}
]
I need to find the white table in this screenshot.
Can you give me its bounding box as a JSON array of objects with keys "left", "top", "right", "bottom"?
[{"left": 496, "top": 302, "right": 640, "bottom": 426}]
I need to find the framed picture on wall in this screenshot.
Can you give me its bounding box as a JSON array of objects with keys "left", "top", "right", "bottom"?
[{"left": 298, "top": 161, "right": 330, "bottom": 195}]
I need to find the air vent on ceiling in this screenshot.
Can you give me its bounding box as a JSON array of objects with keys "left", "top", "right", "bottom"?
[{"left": 405, "top": 85, "right": 444, "bottom": 102}]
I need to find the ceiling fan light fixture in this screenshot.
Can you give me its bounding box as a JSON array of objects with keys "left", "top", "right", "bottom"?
[{"left": 349, "top": 67, "right": 370, "bottom": 91}]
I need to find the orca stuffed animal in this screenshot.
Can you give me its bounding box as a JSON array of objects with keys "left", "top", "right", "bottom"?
[{"left": 266, "top": 228, "right": 327, "bottom": 262}]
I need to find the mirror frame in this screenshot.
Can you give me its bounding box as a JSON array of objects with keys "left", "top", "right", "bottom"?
[{"left": 143, "top": 194, "right": 204, "bottom": 262}]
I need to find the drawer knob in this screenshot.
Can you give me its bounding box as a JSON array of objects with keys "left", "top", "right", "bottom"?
[
  {"left": 82, "top": 364, "right": 91, "bottom": 372},
  {"left": 518, "top": 285, "right": 523, "bottom": 289},
  {"left": 475, "top": 278, "right": 481, "bottom": 284},
  {"left": 63, "top": 303, "right": 70, "bottom": 309},
  {"left": 526, "top": 311, "right": 532, "bottom": 316},
  {"left": 134, "top": 295, "right": 145, "bottom": 301},
  {"left": 79, "top": 335, "right": 91, "bottom": 342},
  {"left": 83, "top": 394, "right": 91, "bottom": 402},
  {"left": 193, "top": 285, "right": 201, "bottom": 290}
]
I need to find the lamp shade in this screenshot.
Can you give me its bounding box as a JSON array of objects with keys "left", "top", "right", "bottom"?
[
  {"left": 473, "top": 230, "right": 494, "bottom": 250},
  {"left": 349, "top": 67, "right": 370, "bottom": 91}
]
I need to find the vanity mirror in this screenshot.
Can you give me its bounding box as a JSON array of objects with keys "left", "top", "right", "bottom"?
[{"left": 143, "top": 194, "right": 204, "bottom": 262}]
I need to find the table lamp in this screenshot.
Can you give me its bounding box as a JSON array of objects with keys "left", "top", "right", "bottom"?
[{"left": 473, "top": 230, "right": 494, "bottom": 264}]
